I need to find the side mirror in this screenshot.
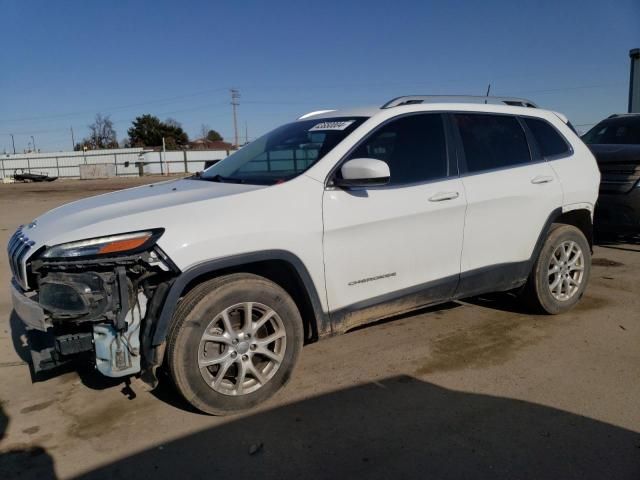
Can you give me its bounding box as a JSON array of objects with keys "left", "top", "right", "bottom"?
[{"left": 334, "top": 158, "right": 390, "bottom": 188}]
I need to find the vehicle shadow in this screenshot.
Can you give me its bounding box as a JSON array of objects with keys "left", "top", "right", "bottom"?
[
  {"left": 462, "top": 291, "right": 534, "bottom": 315},
  {"left": 9, "top": 310, "right": 32, "bottom": 364},
  {"left": 73, "top": 375, "right": 639, "bottom": 480},
  {"left": 10, "top": 317, "right": 202, "bottom": 413},
  {"left": 594, "top": 231, "right": 640, "bottom": 252},
  {"left": 8, "top": 309, "right": 129, "bottom": 396},
  {"left": 0, "top": 402, "right": 57, "bottom": 479},
  {"left": 9, "top": 309, "right": 78, "bottom": 383},
  {"left": 78, "top": 366, "right": 204, "bottom": 414},
  {"left": 346, "top": 301, "right": 461, "bottom": 333}
]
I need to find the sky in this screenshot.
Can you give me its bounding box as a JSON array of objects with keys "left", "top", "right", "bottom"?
[{"left": 1, "top": 0, "right": 639, "bottom": 153}]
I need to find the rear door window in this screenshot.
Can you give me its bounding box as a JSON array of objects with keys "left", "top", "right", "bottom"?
[
  {"left": 453, "top": 114, "right": 531, "bottom": 173},
  {"left": 523, "top": 117, "right": 571, "bottom": 158}
]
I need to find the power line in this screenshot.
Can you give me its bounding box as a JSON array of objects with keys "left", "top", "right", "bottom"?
[
  {"left": 0, "top": 87, "right": 230, "bottom": 124},
  {"left": 2, "top": 78, "right": 627, "bottom": 152},
  {"left": 1, "top": 102, "right": 231, "bottom": 136},
  {"left": 505, "top": 82, "right": 625, "bottom": 96},
  {"left": 2, "top": 76, "right": 627, "bottom": 126}
]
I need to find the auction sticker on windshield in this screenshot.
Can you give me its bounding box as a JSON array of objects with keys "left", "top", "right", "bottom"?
[{"left": 309, "top": 120, "right": 355, "bottom": 131}]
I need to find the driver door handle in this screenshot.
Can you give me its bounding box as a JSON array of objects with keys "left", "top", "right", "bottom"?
[
  {"left": 429, "top": 191, "right": 459, "bottom": 202},
  {"left": 531, "top": 175, "right": 554, "bottom": 184}
]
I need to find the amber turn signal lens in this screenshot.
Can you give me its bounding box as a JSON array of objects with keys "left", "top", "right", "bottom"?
[{"left": 97, "top": 234, "right": 151, "bottom": 254}]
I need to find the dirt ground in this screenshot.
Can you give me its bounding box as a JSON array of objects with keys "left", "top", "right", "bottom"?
[{"left": 0, "top": 177, "right": 638, "bottom": 479}]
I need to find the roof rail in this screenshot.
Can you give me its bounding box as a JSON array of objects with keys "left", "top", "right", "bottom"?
[
  {"left": 297, "top": 109, "right": 336, "bottom": 120},
  {"left": 381, "top": 95, "right": 538, "bottom": 109}
]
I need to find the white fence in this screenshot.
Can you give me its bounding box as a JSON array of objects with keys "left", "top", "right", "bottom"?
[
  {"left": 0, "top": 147, "right": 232, "bottom": 180},
  {"left": 140, "top": 149, "right": 231, "bottom": 175}
]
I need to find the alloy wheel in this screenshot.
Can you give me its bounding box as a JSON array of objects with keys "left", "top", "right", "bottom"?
[
  {"left": 547, "top": 240, "right": 585, "bottom": 301},
  {"left": 197, "top": 302, "right": 286, "bottom": 395}
]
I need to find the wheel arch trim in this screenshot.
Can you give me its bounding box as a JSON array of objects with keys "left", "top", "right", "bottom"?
[
  {"left": 562, "top": 202, "right": 595, "bottom": 217},
  {"left": 152, "top": 250, "right": 329, "bottom": 346}
]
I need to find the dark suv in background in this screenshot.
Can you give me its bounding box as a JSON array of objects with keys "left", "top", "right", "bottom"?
[{"left": 583, "top": 113, "right": 640, "bottom": 234}]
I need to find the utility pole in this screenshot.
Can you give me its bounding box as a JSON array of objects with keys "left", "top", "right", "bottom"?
[
  {"left": 30, "top": 135, "right": 36, "bottom": 153},
  {"left": 245, "top": 121, "right": 248, "bottom": 145},
  {"left": 162, "top": 136, "right": 168, "bottom": 175},
  {"left": 70, "top": 126, "right": 75, "bottom": 150},
  {"left": 630, "top": 48, "right": 640, "bottom": 113},
  {"left": 10, "top": 134, "right": 16, "bottom": 154},
  {"left": 230, "top": 88, "right": 240, "bottom": 148}
]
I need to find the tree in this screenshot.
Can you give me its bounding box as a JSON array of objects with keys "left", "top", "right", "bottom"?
[
  {"left": 198, "top": 124, "right": 210, "bottom": 140},
  {"left": 198, "top": 124, "right": 222, "bottom": 142},
  {"left": 127, "top": 114, "right": 189, "bottom": 149},
  {"left": 206, "top": 129, "right": 223, "bottom": 142},
  {"left": 74, "top": 113, "right": 118, "bottom": 150},
  {"left": 165, "top": 117, "right": 182, "bottom": 129}
]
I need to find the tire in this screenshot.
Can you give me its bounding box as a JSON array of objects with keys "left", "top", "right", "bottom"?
[
  {"left": 167, "top": 273, "right": 303, "bottom": 415},
  {"left": 521, "top": 223, "right": 591, "bottom": 314}
]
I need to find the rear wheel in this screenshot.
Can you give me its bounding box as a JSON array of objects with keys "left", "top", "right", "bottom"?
[
  {"left": 167, "top": 273, "right": 303, "bottom": 415},
  {"left": 521, "top": 224, "right": 591, "bottom": 314}
]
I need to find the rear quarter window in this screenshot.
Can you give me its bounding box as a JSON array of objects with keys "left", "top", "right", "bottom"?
[{"left": 523, "top": 117, "right": 571, "bottom": 158}]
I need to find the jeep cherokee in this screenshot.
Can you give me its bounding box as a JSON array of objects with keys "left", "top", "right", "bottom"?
[{"left": 8, "top": 95, "right": 600, "bottom": 414}]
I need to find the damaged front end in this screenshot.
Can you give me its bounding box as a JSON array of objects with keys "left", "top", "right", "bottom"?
[{"left": 9, "top": 228, "right": 178, "bottom": 388}]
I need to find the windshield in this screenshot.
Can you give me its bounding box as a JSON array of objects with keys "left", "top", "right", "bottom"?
[
  {"left": 199, "top": 117, "right": 367, "bottom": 185},
  {"left": 582, "top": 116, "right": 640, "bottom": 145}
]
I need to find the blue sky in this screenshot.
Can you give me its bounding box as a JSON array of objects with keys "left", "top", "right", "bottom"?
[{"left": 1, "top": 0, "right": 639, "bottom": 153}]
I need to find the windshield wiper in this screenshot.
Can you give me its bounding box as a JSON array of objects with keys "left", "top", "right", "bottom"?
[{"left": 198, "top": 174, "right": 244, "bottom": 184}]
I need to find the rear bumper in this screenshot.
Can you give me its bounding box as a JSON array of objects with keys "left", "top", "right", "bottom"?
[{"left": 595, "top": 189, "right": 640, "bottom": 232}]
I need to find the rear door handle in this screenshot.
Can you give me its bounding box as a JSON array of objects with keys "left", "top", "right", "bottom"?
[
  {"left": 429, "top": 191, "right": 459, "bottom": 202},
  {"left": 531, "top": 175, "right": 554, "bottom": 184}
]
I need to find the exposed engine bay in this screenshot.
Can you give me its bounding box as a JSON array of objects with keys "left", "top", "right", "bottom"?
[{"left": 23, "top": 245, "right": 177, "bottom": 387}]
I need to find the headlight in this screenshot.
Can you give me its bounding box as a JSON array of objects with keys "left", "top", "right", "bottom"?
[{"left": 42, "top": 230, "right": 163, "bottom": 259}]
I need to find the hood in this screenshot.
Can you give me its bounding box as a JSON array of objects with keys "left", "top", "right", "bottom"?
[
  {"left": 22, "top": 178, "right": 266, "bottom": 249},
  {"left": 587, "top": 144, "right": 640, "bottom": 194},
  {"left": 587, "top": 144, "right": 640, "bottom": 164}
]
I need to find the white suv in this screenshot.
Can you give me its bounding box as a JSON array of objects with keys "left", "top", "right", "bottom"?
[{"left": 8, "top": 95, "right": 600, "bottom": 414}]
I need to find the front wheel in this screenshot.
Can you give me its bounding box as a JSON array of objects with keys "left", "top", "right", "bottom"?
[
  {"left": 521, "top": 224, "right": 591, "bottom": 314},
  {"left": 167, "top": 273, "right": 303, "bottom": 415}
]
